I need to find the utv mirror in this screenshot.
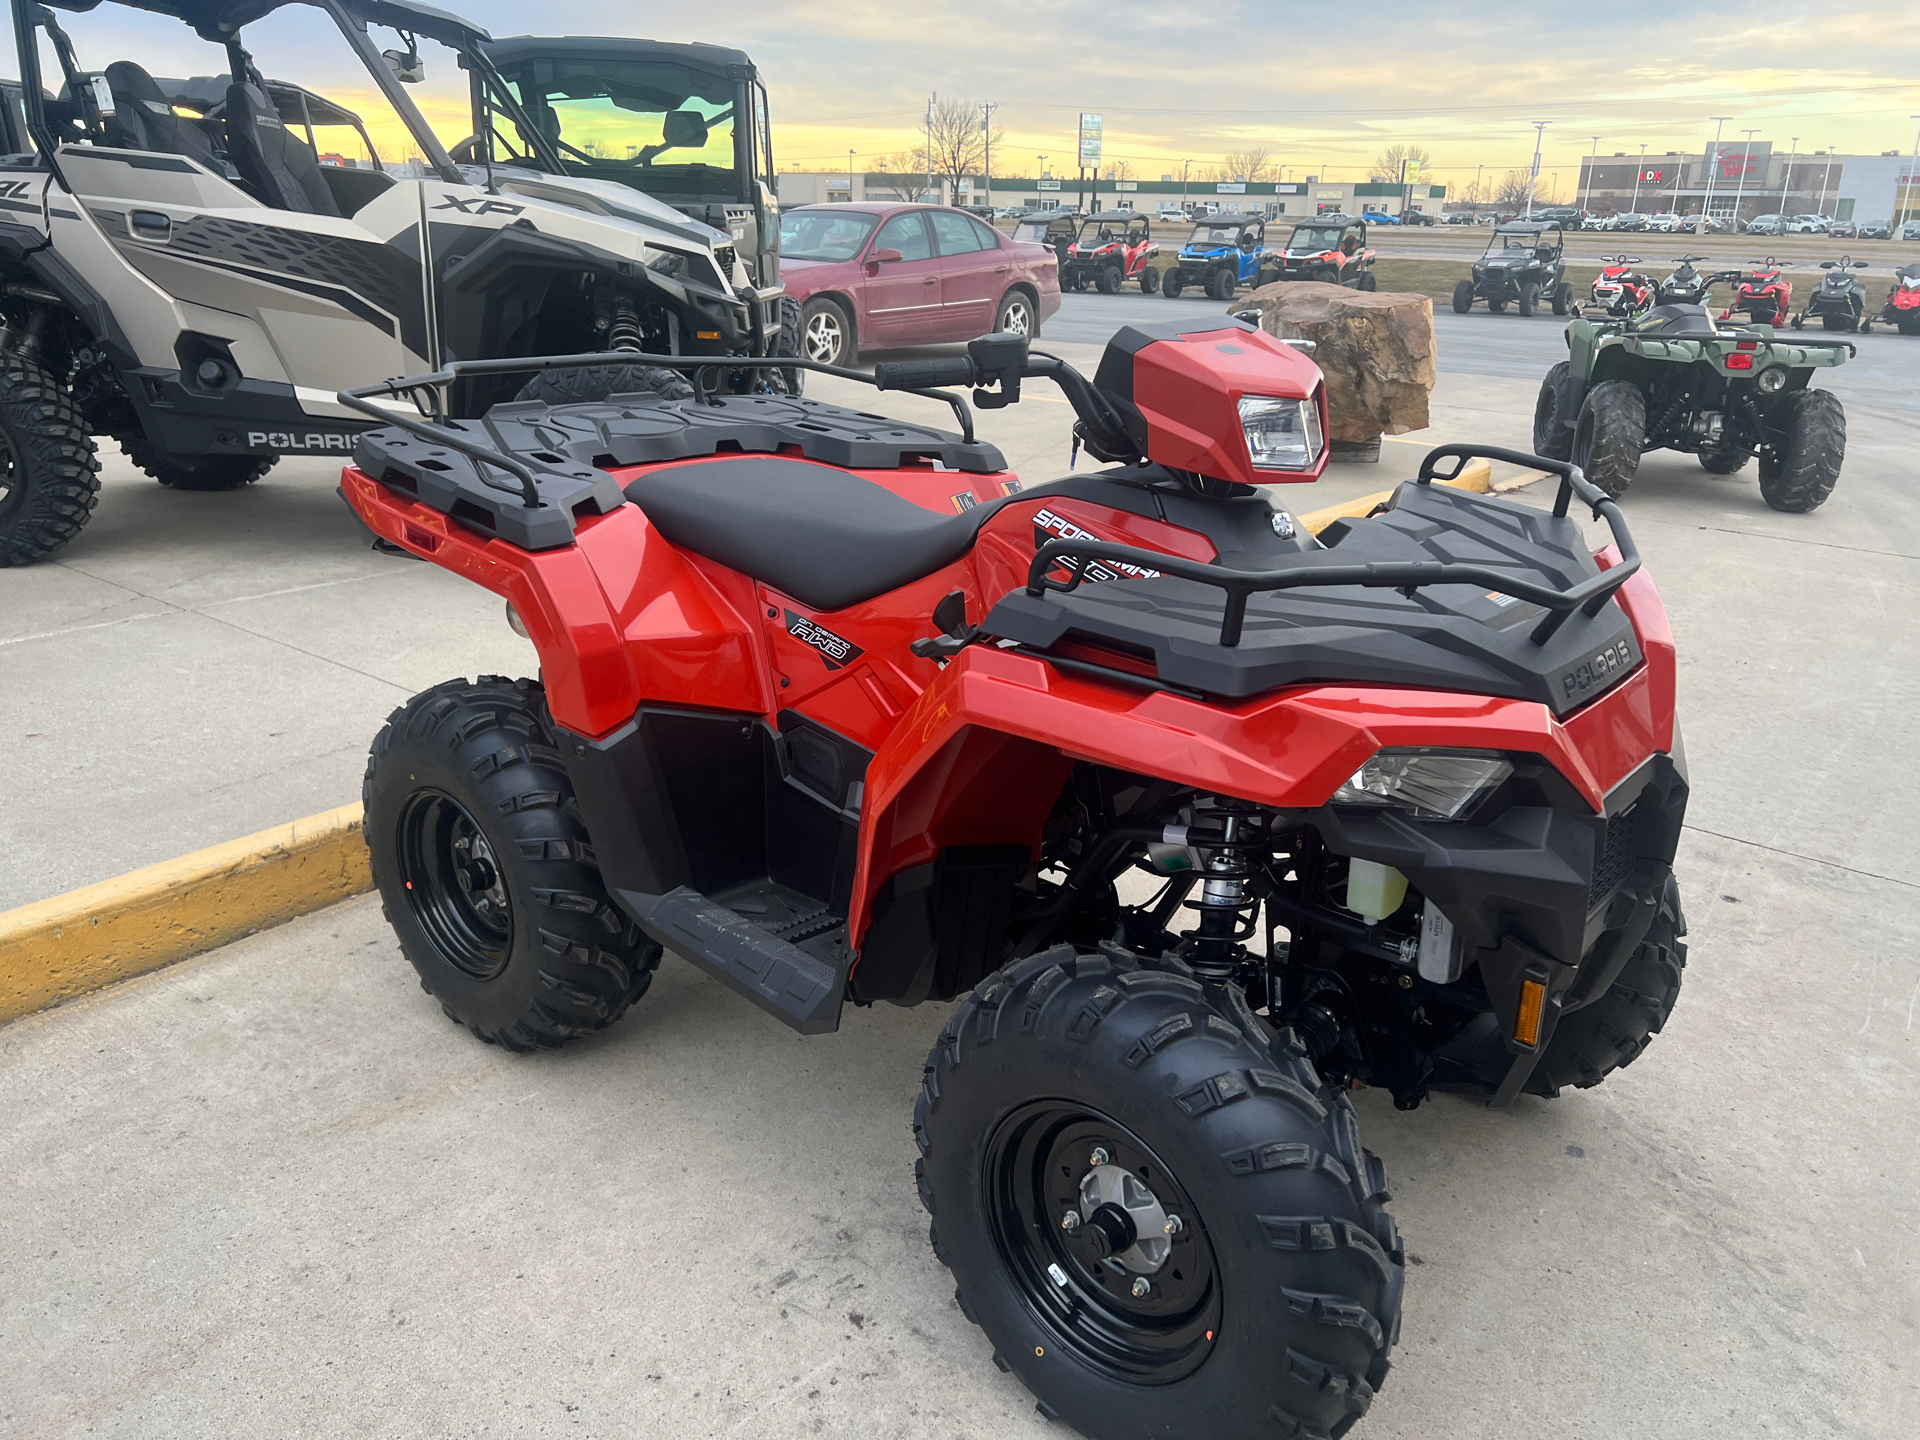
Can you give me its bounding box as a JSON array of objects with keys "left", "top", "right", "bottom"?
[
  {"left": 383, "top": 49, "right": 425, "bottom": 84},
  {"left": 661, "top": 109, "right": 709, "bottom": 148}
]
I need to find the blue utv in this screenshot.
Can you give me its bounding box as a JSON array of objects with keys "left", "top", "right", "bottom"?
[{"left": 1161, "top": 215, "right": 1280, "bottom": 300}]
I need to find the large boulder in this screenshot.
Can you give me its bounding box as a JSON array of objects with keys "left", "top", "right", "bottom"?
[{"left": 1236, "top": 282, "right": 1436, "bottom": 442}]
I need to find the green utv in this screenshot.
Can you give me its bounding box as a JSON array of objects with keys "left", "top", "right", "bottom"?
[{"left": 1532, "top": 302, "right": 1852, "bottom": 511}]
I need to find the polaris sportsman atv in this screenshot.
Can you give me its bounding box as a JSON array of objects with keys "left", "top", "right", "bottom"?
[
  {"left": 1791, "top": 256, "right": 1871, "bottom": 332},
  {"left": 1864, "top": 261, "right": 1920, "bottom": 335},
  {"left": 0, "top": 0, "right": 790, "bottom": 566},
  {"left": 1534, "top": 304, "right": 1851, "bottom": 510},
  {"left": 1161, "top": 215, "right": 1278, "bottom": 300},
  {"left": 1273, "top": 213, "right": 1377, "bottom": 289},
  {"left": 342, "top": 316, "right": 1690, "bottom": 1440},
  {"left": 1719, "top": 258, "right": 1791, "bottom": 328},
  {"left": 1453, "top": 221, "right": 1573, "bottom": 316},
  {"left": 1062, "top": 210, "right": 1160, "bottom": 294}
]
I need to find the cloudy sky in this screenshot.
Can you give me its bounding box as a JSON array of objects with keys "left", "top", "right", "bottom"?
[{"left": 41, "top": 0, "right": 1920, "bottom": 188}]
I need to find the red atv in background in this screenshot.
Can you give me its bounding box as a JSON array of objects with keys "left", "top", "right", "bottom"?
[
  {"left": 1064, "top": 210, "right": 1162, "bottom": 294},
  {"left": 1719, "top": 257, "right": 1791, "bottom": 326},
  {"left": 1587, "top": 254, "right": 1654, "bottom": 315},
  {"left": 1862, "top": 261, "right": 1920, "bottom": 335},
  {"left": 337, "top": 322, "right": 1688, "bottom": 1440}
]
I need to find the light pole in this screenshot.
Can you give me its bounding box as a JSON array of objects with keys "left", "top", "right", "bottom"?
[
  {"left": 1630, "top": 143, "right": 1646, "bottom": 213},
  {"left": 1180, "top": 157, "right": 1191, "bottom": 214},
  {"left": 1781, "top": 136, "right": 1798, "bottom": 215},
  {"left": 1473, "top": 162, "right": 1483, "bottom": 208},
  {"left": 1700, "top": 116, "right": 1729, "bottom": 223},
  {"left": 1525, "top": 120, "right": 1549, "bottom": 217},
  {"left": 1728, "top": 128, "right": 1758, "bottom": 230},
  {"left": 847, "top": 149, "right": 856, "bottom": 200},
  {"left": 1581, "top": 135, "right": 1600, "bottom": 216},
  {"left": 980, "top": 102, "right": 998, "bottom": 209},
  {"left": 925, "top": 92, "right": 935, "bottom": 205},
  {"left": 1817, "top": 146, "right": 1834, "bottom": 217},
  {"left": 1901, "top": 117, "right": 1920, "bottom": 235}
]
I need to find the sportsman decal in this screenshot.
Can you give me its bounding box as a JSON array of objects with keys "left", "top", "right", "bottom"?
[{"left": 1031, "top": 507, "right": 1161, "bottom": 584}]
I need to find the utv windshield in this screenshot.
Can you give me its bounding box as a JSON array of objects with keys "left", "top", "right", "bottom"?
[
  {"left": 1189, "top": 223, "right": 1249, "bottom": 245},
  {"left": 779, "top": 210, "right": 878, "bottom": 262},
  {"left": 1287, "top": 226, "right": 1346, "bottom": 252},
  {"left": 494, "top": 57, "right": 740, "bottom": 195}
]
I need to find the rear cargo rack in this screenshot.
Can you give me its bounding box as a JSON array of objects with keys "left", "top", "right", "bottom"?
[{"left": 1024, "top": 445, "right": 1639, "bottom": 647}]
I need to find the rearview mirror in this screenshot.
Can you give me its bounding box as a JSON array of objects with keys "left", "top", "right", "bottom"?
[
  {"left": 660, "top": 110, "right": 709, "bottom": 148},
  {"left": 871, "top": 248, "right": 904, "bottom": 263},
  {"left": 383, "top": 49, "right": 425, "bottom": 84}
]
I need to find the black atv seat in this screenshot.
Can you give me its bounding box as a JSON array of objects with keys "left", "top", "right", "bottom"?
[
  {"left": 102, "top": 61, "right": 220, "bottom": 168},
  {"left": 625, "top": 457, "right": 1010, "bottom": 612},
  {"left": 1632, "top": 303, "right": 1717, "bottom": 336},
  {"left": 223, "top": 80, "right": 340, "bottom": 216}
]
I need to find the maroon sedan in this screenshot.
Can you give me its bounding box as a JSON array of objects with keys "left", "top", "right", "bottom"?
[{"left": 777, "top": 203, "right": 1061, "bottom": 367}]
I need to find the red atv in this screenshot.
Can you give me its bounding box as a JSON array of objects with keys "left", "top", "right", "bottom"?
[
  {"left": 339, "top": 323, "right": 1688, "bottom": 1440},
  {"left": 1863, "top": 260, "right": 1920, "bottom": 335},
  {"left": 1064, "top": 210, "right": 1162, "bottom": 294},
  {"left": 1719, "top": 256, "right": 1791, "bottom": 326},
  {"left": 1587, "top": 254, "right": 1654, "bottom": 315}
]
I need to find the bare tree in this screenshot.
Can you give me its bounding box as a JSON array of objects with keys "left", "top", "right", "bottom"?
[
  {"left": 1370, "top": 143, "right": 1431, "bottom": 182},
  {"left": 1200, "top": 149, "right": 1274, "bottom": 185},
  {"left": 1494, "top": 169, "right": 1534, "bottom": 209},
  {"left": 895, "top": 96, "right": 1005, "bottom": 205}
]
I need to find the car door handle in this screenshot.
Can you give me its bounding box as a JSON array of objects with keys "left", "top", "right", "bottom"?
[
  {"left": 923, "top": 276, "right": 938, "bottom": 284},
  {"left": 129, "top": 209, "right": 171, "bottom": 241}
]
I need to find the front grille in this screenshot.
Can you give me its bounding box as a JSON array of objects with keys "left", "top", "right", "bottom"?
[{"left": 1589, "top": 803, "right": 1638, "bottom": 905}]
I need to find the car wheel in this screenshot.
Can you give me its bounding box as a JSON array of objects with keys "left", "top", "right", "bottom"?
[
  {"left": 995, "top": 289, "right": 1038, "bottom": 339},
  {"left": 799, "top": 297, "right": 855, "bottom": 367}
]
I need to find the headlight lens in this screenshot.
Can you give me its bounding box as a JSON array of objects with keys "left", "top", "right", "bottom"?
[
  {"left": 1332, "top": 748, "right": 1513, "bottom": 820},
  {"left": 1239, "top": 393, "right": 1324, "bottom": 471}
]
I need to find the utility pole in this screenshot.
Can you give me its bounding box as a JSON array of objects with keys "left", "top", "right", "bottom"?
[
  {"left": 1817, "top": 146, "right": 1834, "bottom": 217},
  {"left": 1630, "top": 143, "right": 1646, "bottom": 213},
  {"left": 1902, "top": 117, "right": 1920, "bottom": 235},
  {"left": 1700, "top": 116, "right": 1730, "bottom": 223},
  {"left": 847, "top": 149, "right": 856, "bottom": 201},
  {"left": 1525, "top": 120, "right": 1549, "bottom": 218},
  {"left": 1473, "top": 162, "right": 1483, "bottom": 208},
  {"left": 1582, "top": 135, "right": 1599, "bottom": 215},
  {"left": 925, "top": 92, "right": 935, "bottom": 205},
  {"left": 1730, "top": 128, "right": 1758, "bottom": 229},
  {"left": 980, "top": 101, "right": 998, "bottom": 210},
  {"left": 1180, "top": 158, "right": 1191, "bottom": 214},
  {"left": 1781, "top": 137, "right": 1798, "bottom": 214}
]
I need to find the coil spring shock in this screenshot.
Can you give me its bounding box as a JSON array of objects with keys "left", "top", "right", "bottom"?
[
  {"left": 606, "top": 295, "right": 643, "bottom": 353},
  {"left": 1181, "top": 809, "right": 1262, "bottom": 981}
]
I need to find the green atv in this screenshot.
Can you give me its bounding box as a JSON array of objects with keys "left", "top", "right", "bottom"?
[{"left": 1532, "top": 302, "right": 1853, "bottom": 512}]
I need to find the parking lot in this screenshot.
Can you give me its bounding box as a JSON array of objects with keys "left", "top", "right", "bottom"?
[{"left": 3, "top": 288, "right": 1918, "bottom": 1438}]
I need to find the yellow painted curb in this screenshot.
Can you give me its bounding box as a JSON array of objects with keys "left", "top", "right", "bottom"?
[
  {"left": 1301, "top": 454, "right": 1492, "bottom": 534},
  {"left": 0, "top": 803, "right": 371, "bottom": 1026}
]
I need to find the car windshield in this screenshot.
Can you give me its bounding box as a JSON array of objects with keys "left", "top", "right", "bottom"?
[
  {"left": 495, "top": 56, "right": 739, "bottom": 194},
  {"left": 1288, "top": 226, "right": 1346, "bottom": 251},
  {"left": 779, "top": 210, "right": 878, "bottom": 262}
]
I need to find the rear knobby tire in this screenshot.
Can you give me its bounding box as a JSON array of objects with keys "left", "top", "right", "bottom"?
[
  {"left": 1532, "top": 361, "right": 1574, "bottom": 462},
  {"left": 1139, "top": 266, "right": 1160, "bottom": 294},
  {"left": 1571, "top": 380, "right": 1645, "bottom": 499},
  {"left": 363, "top": 675, "right": 661, "bottom": 1051},
  {"left": 514, "top": 364, "right": 694, "bottom": 407},
  {"left": 1451, "top": 280, "right": 1474, "bottom": 314},
  {"left": 126, "top": 438, "right": 275, "bottom": 492},
  {"left": 917, "top": 944, "right": 1402, "bottom": 1439},
  {"left": 773, "top": 295, "right": 805, "bottom": 396},
  {"left": 1757, "top": 387, "right": 1844, "bottom": 513},
  {"left": 0, "top": 355, "right": 100, "bottom": 565},
  {"left": 1529, "top": 875, "right": 1687, "bottom": 1096}
]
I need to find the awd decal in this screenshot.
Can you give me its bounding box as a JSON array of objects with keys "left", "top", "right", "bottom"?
[
  {"left": 785, "top": 610, "right": 865, "bottom": 671},
  {"left": 247, "top": 430, "right": 355, "bottom": 452},
  {"left": 1561, "top": 638, "right": 1637, "bottom": 699},
  {"left": 1032, "top": 507, "right": 1160, "bottom": 583},
  {"left": 431, "top": 194, "right": 526, "bottom": 217}
]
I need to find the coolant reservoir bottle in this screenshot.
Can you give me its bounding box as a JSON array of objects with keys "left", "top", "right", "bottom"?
[{"left": 1347, "top": 859, "right": 1408, "bottom": 926}]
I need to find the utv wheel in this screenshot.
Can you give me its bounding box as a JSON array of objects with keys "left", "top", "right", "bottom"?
[
  {"left": 1697, "top": 449, "right": 1749, "bottom": 474},
  {"left": 1517, "top": 283, "right": 1540, "bottom": 318},
  {"left": 514, "top": 364, "right": 694, "bottom": 407},
  {"left": 1551, "top": 282, "right": 1572, "bottom": 316},
  {"left": 1207, "top": 267, "right": 1236, "bottom": 302},
  {"left": 1757, "top": 388, "right": 1845, "bottom": 513},
  {"left": 1487, "top": 296, "right": 1509, "bottom": 314},
  {"left": 0, "top": 355, "right": 101, "bottom": 566},
  {"left": 1571, "top": 380, "right": 1645, "bottom": 499},
  {"left": 1139, "top": 266, "right": 1161, "bottom": 294},
  {"left": 1070, "top": 271, "right": 1090, "bottom": 293},
  {"left": 1161, "top": 270, "right": 1186, "bottom": 299},
  {"left": 363, "top": 676, "right": 661, "bottom": 1051},
  {"left": 127, "top": 437, "right": 274, "bottom": 492},
  {"left": 1451, "top": 280, "right": 1475, "bottom": 314},
  {"left": 917, "top": 945, "right": 1403, "bottom": 1439},
  {"left": 772, "top": 295, "right": 806, "bottom": 395},
  {"left": 1531, "top": 361, "right": 1574, "bottom": 462},
  {"left": 1529, "top": 874, "right": 1687, "bottom": 1096},
  {"left": 1357, "top": 270, "right": 1378, "bottom": 291},
  {"left": 1097, "top": 265, "right": 1123, "bottom": 294},
  {"left": 994, "top": 289, "right": 1039, "bottom": 339},
  {"left": 798, "top": 297, "right": 856, "bottom": 367}
]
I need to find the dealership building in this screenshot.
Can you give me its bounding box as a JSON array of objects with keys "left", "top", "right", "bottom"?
[
  {"left": 775, "top": 171, "right": 1446, "bottom": 219},
  {"left": 1575, "top": 145, "right": 1919, "bottom": 226}
]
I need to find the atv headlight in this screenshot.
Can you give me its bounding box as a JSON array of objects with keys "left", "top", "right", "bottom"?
[
  {"left": 1332, "top": 749, "right": 1513, "bottom": 820},
  {"left": 1239, "top": 394, "right": 1323, "bottom": 470}
]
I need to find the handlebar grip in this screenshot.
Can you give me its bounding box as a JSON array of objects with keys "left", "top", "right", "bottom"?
[{"left": 872, "top": 357, "right": 978, "bottom": 391}]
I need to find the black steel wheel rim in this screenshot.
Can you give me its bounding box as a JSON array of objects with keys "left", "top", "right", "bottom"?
[
  {"left": 984, "top": 1100, "right": 1222, "bottom": 1385},
  {"left": 397, "top": 790, "right": 514, "bottom": 979}
]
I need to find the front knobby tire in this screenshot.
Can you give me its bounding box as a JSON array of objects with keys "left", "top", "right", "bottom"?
[
  {"left": 1532, "top": 361, "right": 1574, "bottom": 461},
  {"left": 1530, "top": 875, "right": 1687, "bottom": 1096},
  {"left": 1451, "top": 280, "right": 1474, "bottom": 314},
  {"left": 126, "top": 437, "right": 274, "bottom": 492},
  {"left": 917, "top": 944, "right": 1403, "bottom": 1439},
  {"left": 1572, "top": 380, "right": 1645, "bottom": 499},
  {"left": 513, "top": 364, "right": 694, "bottom": 408},
  {"left": 363, "top": 676, "right": 661, "bottom": 1051},
  {"left": 1757, "top": 388, "right": 1845, "bottom": 513},
  {"left": 0, "top": 354, "right": 100, "bottom": 565}
]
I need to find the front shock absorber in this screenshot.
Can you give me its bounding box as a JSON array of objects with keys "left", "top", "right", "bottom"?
[
  {"left": 1181, "top": 810, "right": 1261, "bottom": 981},
  {"left": 606, "top": 294, "right": 643, "bottom": 352}
]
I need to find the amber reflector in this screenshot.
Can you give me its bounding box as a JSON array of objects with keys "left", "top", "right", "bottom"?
[{"left": 1514, "top": 979, "right": 1546, "bottom": 1047}]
